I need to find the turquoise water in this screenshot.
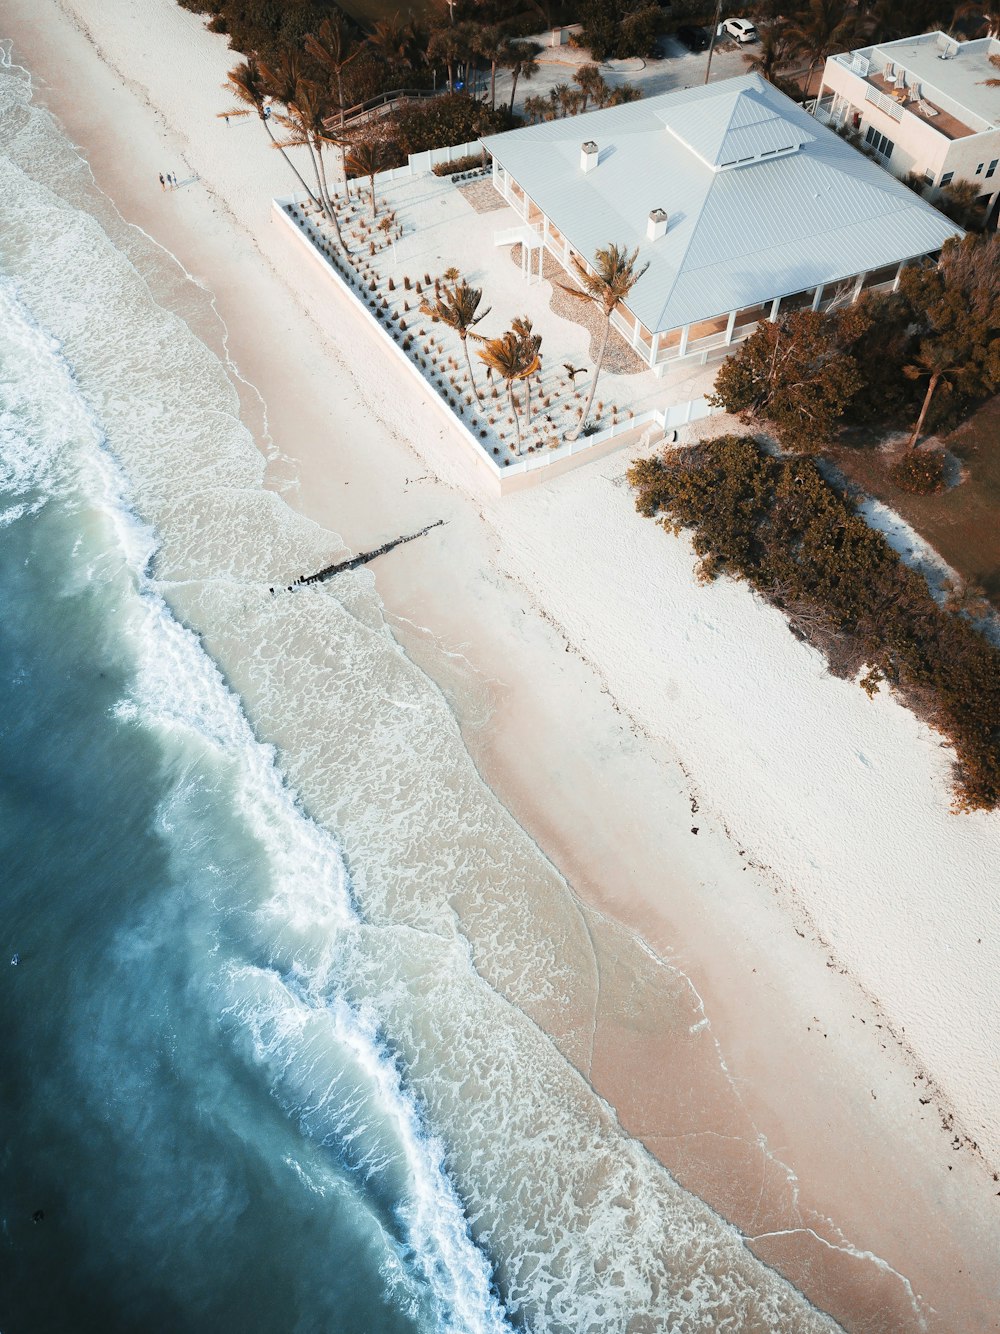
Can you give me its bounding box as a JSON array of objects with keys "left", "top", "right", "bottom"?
[
  {"left": 0, "top": 40, "right": 839, "bottom": 1334},
  {"left": 0, "top": 284, "right": 508, "bottom": 1333}
]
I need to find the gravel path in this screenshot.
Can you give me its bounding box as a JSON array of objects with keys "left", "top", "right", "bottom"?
[
  {"left": 458, "top": 178, "right": 509, "bottom": 213},
  {"left": 511, "top": 245, "right": 648, "bottom": 375}
]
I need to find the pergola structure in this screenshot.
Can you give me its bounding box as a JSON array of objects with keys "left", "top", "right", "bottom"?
[{"left": 481, "top": 75, "right": 960, "bottom": 375}]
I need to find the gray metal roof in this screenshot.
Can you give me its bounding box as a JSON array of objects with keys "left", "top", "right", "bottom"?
[
  {"left": 481, "top": 75, "right": 960, "bottom": 334},
  {"left": 659, "top": 89, "right": 814, "bottom": 169}
]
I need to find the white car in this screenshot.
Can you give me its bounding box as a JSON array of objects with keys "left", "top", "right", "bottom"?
[{"left": 722, "top": 17, "right": 759, "bottom": 42}]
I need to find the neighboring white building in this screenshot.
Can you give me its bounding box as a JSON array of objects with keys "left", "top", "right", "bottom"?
[
  {"left": 481, "top": 75, "right": 959, "bottom": 374},
  {"left": 814, "top": 31, "right": 1000, "bottom": 211}
]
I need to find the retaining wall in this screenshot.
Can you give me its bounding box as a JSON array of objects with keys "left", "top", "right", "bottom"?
[{"left": 273, "top": 194, "right": 719, "bottom": 493}]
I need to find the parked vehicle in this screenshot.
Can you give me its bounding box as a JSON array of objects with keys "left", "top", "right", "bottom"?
[
  {"left": 722, "top": 17, "right": 758, "bottom": 42},
  {"left": 675, "top": 24, "right": 711, "bottom": 52}
]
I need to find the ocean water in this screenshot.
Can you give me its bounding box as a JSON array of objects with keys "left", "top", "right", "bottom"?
[{"left": 0, "top": 44, "right": 839, "bottom": 1333}]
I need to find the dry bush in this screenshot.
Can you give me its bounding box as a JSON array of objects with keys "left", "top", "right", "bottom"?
[{"left": 628, "top": 435, "right": 1000, "bottom": 810}]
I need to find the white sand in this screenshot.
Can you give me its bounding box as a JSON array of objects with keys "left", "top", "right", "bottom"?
[{"left": 6, "top": 2, "right": 1000, "bottom": 1327}]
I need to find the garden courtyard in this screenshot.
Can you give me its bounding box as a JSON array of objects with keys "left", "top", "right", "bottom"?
[{"left": 278, "top": 162, "right": 721, "bottom": 475}]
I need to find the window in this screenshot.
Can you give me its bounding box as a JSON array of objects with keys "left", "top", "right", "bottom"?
[
  {"left": 976, "top": 162, "right": 984, "bottom": 175},
  {"left": 940, "top": 171, "right": 954, "bottom": 186},
  {"left": 864, "top": 125, "right": 895, "bottom": 160},
  {"left": 987, "top": 159, "right": 998, "bottom": 179}
]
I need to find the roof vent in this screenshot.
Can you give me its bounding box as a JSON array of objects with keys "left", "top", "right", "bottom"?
[
  {"left": 581, "top": 140, "right": 599, "bottom": 173},
  {"left": 646, "top": 207, "right": 669, "bottom": 241}
]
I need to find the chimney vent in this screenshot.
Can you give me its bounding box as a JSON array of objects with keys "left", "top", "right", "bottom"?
[
  {"left": 647, "top": 207, "right": 669, "bottom": 241},
  {"left": 581, "top": 140, "right": 599, "bottom": 173}
]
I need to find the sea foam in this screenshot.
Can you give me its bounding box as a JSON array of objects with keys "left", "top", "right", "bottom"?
[{"left": 0, "top": 47, "right": 840, "bottom": 1333}]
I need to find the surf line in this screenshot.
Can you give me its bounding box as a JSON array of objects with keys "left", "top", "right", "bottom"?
[{"left": 275, "top": 520, "right": 446, "bottom": 593}]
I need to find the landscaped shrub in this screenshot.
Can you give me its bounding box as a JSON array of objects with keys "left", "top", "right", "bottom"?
[
  {"left": 890, "top": 450, "right": 947, "bottom": 494},
  {"left": 628, "top": 435, "right": 1000, "bottom": 811},
  {"left": 431, "top": 152, "right": 488, "bottom": 177}
]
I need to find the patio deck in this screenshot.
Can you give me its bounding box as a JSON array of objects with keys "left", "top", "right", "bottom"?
[{"left": 287, "top": 166, "right": 719, "bottom": 478}]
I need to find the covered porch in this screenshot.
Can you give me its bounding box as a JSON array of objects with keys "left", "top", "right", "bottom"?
[{"left": 491, "top": 158, "right": 909, "bottom": 376}]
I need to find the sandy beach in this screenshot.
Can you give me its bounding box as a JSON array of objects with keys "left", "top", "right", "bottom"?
[{"left": 5, "top": 1, "right": 1000, "bottom": 1328}]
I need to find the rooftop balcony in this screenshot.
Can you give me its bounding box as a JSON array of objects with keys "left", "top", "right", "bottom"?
[{"left": 830, "top": 53, "right": 977, "bottom": 140}]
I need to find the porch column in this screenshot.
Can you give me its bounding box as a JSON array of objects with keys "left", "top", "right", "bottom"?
[
  {"left": 651, "top": 332, "right": 661, "bottom": 366},
  {"left": 678, "top": 323, "right": 691, "bottom": 357},
  {"left": 852, "top": 271, "right": 866, "bottom": 302},
  {"left": 768, "top": 297, "right": 780, "bottom": 321},
  {"left": 724, "top": 309, "right": 737, "bottom": 344},
  {"left": 811, "top": 284, "right": 823, "bottom": 310},
  {"left": 891, "top": 261, "right": 903, "bottom": 292}
]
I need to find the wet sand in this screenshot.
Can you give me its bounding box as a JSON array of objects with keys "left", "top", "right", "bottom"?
[{"left": 5, "top": 2, "right": 1000, "bottom": 1328}]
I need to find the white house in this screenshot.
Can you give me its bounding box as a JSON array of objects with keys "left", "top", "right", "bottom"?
[
  {"left": 481, "top": 75, "right": 959, "bottom": 375},
  {"left": 814, "top": 31, "right": 1000, "bottom": 211}
]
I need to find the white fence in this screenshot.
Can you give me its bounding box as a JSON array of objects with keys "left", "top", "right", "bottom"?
[
  {"left": 273, "top": 196, "right": 720, "bottom": 490},
  {"left": 374, "top": 139, "right": 485, "bottom": 185}
]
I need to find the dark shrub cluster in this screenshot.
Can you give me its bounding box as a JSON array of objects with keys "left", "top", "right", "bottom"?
[
  {"left": 394, "top": 96, "right": 515, "bottom": 158},
  {"left": 890, "top": 451, "right": 947, "bottom": 495},
  {"left": 431, "top": 153, "right": 488, "bottom": 177},
  {"left": 628, "top": 436, "right": 1000, "bottom": 811}
]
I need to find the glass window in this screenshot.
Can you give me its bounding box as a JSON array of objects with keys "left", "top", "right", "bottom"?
[
  {"left": 986, "top": 159, "right": 998, "bottom": 179},
  {"left": 976, "top": 162, "right": 984, "bottom": 175},
  {"left": 940, "top": 171, "right": 954, "bottom": 186},
  {"left": 865, "top": 126, "right": 895, "bottom": 159}
]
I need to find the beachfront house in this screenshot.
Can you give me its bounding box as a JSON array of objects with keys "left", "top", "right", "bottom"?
[
  {"left": 480, "top": 74, "right": 960, "bottom": 375},
  {"left": 813, "top": 32, "right": 1000, "bottom": 214}
]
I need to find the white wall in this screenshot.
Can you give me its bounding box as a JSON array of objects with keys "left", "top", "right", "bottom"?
[{"left": 818, "top": 58, "right": 1000, "bottom": 207}]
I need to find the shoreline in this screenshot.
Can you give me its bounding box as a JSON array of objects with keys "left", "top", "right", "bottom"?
[{"left": 5, "top": 2, "right": 1000, "bottom": 1329}]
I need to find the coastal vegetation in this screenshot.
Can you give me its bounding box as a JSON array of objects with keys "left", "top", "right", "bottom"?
[
  {"left": 711, "top": 234, "right": 1000, "bottom": 454},
  {"left": 419, "top": 278, "right": 492, "bottom": 401},
  {"left": 558, "top": 244, "right": 648, "bottom": 440},
  {"left": 628, "top": 436, "right": 1000, "bottom": 812},
  {"left": 477, "top": 320, "right": 543, "bottom": 454}
]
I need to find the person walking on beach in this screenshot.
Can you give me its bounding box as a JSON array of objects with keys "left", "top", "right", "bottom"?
[{"left": 159, "top": 172, "right": 166, "bottom": 190}]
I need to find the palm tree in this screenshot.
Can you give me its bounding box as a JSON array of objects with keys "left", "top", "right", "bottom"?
[
  {"left": 260, "top": 49, "right": 312, "bottom": 111},
  {"left": 511, "top": 315, "right": 542, "bottom": 427},
  {"left": 559, "top": 244, "right": 649, "bottom": 441},
  {"left": 787, "top": 0, "right": 858, "bottom": 95},
  {"left": 745, "top": 22, "right": 795, "bottom": 83},
  {"left": 505, "top": 40, "right": 541, "bottom": 113},
  {"left": 367, "top": 15, "right": 418, "bottom": 74},
  {"left": 420, "top": 279, "right": 492, "bottom": 401},
  {"left": 573, "top": 63, "right": 608, "bottom": 111},
  {"left": 219, "top": 58, "right": 317, "bottom": 206},
  {"left": 273, "top": 81, "right": 350, "bottom": 252},
  {"left": 345, "top": 141, "right": 386, "bottom": 219},
  {"left": 304, "top": 16, "right": 361, "bottom": 126},
  {"left": 604, "top": 83, "right": 643, "bottom": 108},
  {"left": 549, "top": 83, "right": 572, "bottom": 118},
  {"left": 523, "top": 93, "right": 550, "bottom": 124},
  {"left": 904, "top": 340, "right": 964, "bottom": 447},
  {"left": 475, "top": 25, "right": 506, "bottom": 109},
  {"left": 478, "top": 329, "right": 541, "bottom": 454},
  {"left": 428, "top": 25, "right": 463, "bottom": 93}
]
